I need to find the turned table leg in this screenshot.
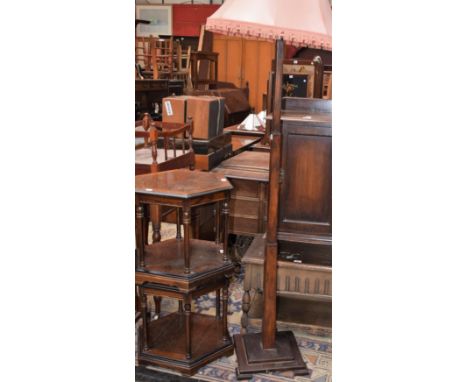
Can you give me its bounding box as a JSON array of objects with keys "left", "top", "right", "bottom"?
[
  {"left": 153, "top": 296, "right": 161, "bottom": 319},
  {"left": 216, "top": 289, "right": 221, "bottom": 319},
  {"left": 215, "top": 202, "right": 221, "bottom": 245},
  {"left": 182, "top": 206, "right": 191, "bottom": 274},
  {"left": 221, "top": 199, "right": 230, "bottom": 262},
  {"left": 222, "top": 280, "right": 229, "bottom": 342},
  {"left": 241, "top": 289, "right": 251, "bottom": 334},
  {"left": 150, "top": 204, "right": 161, "bottom": 243},
  {"left": 136, "top": 205, "right": 146, "bottom": 268},
  {"left": 176, "top": 208, "right": 181, "bottom": 240},
  {"left": 184, "top": 296, "right": 192, "bottom": 359},
  {"left": 139, "top": 287, "right": 149, "bottom": 351},
  {"left": 142, "top": 204, "right": 149, "bottom": 245}
]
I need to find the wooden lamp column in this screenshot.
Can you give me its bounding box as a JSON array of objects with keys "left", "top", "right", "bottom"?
[
  {"left": 262, "top": 37, "right": 283, "bottom": 349},
  {"left": 233, "top": 38, "right": 309, "bottom": 379}
]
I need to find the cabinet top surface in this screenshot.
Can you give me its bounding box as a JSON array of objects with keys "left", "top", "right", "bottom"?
[
  {"left": 282, "top": 111, "right": 331, "bottom": 124},
  {"left": 135, "top": 169, "right": 232, "bottom": 198},
  {"left": 267, "top": 111, "right": 332, "bottom": 125},
  {"left": 212, "top": 151, "right": 270, "bottom": 182},
  {"left": 218, "top": 151, "right": 269, "bottom": 171}
]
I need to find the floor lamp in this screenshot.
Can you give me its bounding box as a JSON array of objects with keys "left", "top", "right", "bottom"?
[
  {"left": 205, "top": 0, "right": 332, "bottom": 377},
  {"left": 232, "top": 37, "right": 309, "bottom": 379}
]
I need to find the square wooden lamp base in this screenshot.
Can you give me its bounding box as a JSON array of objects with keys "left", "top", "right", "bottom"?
[{"left": 233, "top": 331, "right": 309, "bottom": 379}]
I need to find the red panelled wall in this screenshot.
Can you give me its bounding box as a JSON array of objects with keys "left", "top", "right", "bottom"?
[{"left": 172, "top": 5, "right": 220, "bottom": 36}]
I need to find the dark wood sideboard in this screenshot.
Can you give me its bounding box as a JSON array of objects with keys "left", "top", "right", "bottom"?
[{"left": 212, "top": 151, "right": 269, "bottom": 236}]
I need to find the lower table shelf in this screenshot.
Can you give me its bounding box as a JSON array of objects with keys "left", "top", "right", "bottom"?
[
  {"left": 138, "top": 312, "right": 233, "bottom": 374},
  {"left": 142, "top": 239, "right": 225, "bottom": 276}
]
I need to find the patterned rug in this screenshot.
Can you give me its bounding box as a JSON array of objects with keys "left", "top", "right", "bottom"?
[{"left": 137, "top": 224, "right": 332, "bottom": 382}]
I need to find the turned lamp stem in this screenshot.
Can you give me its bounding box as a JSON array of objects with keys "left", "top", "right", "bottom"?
[{"left": 261, "top": 37, "right": 284, "bottom": 349}]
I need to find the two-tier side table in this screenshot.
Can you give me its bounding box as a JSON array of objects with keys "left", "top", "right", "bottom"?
[{"left": 135, "top": 169, "right": 235, "bottom": 375}]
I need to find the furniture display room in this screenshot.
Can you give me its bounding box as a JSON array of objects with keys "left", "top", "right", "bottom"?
[{"left": 135, "top": 0, "right": 332, "bottom": 381}]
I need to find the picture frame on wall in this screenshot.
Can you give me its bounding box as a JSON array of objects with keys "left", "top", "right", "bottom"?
[{"left": 136, "top": 5, "right": 172, "bottom": 36}]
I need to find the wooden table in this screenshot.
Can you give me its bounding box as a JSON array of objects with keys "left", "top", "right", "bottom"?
[
  {"left": 135, "top": 169, "right": 235, "bottom": 375},
  {"left": 223, "top": 124, "right": 263, "bottom": 155},
  {"left": 231, "top": 135, "right": 261, "bottom": 154},
  {"left": 224, "top": 124, "right": 265, "bottom": 137},
  {"left": 251, "top": 141, "right": 270, "bottom": 152}
]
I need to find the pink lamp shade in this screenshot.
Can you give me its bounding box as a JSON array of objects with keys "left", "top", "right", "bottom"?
[{"left": 206, "top": 0, "right": 332, "bottom": 50}]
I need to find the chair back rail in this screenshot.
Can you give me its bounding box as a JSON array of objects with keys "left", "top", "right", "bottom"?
[{"left": 135, "top": 114, "right": 193, "bottom": 165}]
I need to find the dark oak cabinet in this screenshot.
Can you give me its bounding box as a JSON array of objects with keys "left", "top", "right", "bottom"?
[
  {"left": 278, "top": 110, "right": 332, "bottom": 240},
  {"left": 262, "top": 97, "right": 332, "bottom": 244}
]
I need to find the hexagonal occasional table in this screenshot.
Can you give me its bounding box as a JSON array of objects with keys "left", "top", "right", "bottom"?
[{"left": 135, "top": 169, "right": 235, "bottom": 375}]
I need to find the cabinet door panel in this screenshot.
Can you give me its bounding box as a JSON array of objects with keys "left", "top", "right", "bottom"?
[{"left": 279, "top": 127, "right": 332, "bottom": 236}]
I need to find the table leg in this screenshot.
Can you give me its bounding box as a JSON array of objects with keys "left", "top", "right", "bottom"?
[
  {"left": 136, "top": 205, "right": 146, "bottom": 268},
  {"left": 183, "top": 206, "right": 191, "bottom": 274},
  {"left": 140, "top": 288, "right": 149, "bottom": 351},
  {"left": 153, "top": 296, "right": 161, "bottom": 319},
  {"left": 176, "top": 208, "right": 181, "bottom": 240},
  {"left": 184, "top": 296, "right": 192, "bottom": 359},
  {"left": 221, "top": 199, "right": 230, "bottom": 262},
  {"left": 150, "top": 204, "right": 161, "bottom": 243},
  {"left": 241, "top": 289, "right": 251, "bottom": 334},
  {"left": 215, "top": 202, "right": 221, "bottom": 245},
  {"left": 216, "top": 289, "right": 221, "bottom": 319},
  {"left": 222, "top": 280, "right": 229, "bottom": 342}
]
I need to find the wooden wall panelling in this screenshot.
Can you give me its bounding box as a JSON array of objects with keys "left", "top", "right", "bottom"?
[
  {"left": 212, "top": 35, "right": 227, "bottom": 82},
  {"left": 242, "top": 39, "right": 258, "bottom": 110},
  {"left": 212, "top": 34, "right": 274, "bottom": 113},
  {"left": 213, "top": 35, "right": 243, "bottom": 88},
  {"left": 229, "top": 38, "right": 243, "bottom": 87},
  {"left": 253, "top": 41, "right": 275, "bottom": 112}
]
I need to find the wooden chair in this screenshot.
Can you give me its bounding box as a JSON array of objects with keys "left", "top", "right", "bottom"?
[
  {"left": 190, "top": 51, "right": 218, "bottom": 90},
  {"left": 151, "top": 37, "right": 174, "bottom": 80},
  {"left": 173, "top": 43, "right": 192, "bottom": 89},
  {"left": 135, "top": 115, "right": 194, "bottom": 174},
  {"left": 135, "top": 114, "right": 194, "bottom": 243},
  {"left": 135, "top": 36, "right": 156, "bottom": 71}
]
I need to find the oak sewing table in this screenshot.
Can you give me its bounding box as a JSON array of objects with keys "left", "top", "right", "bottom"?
[{"left": 135, "top": 169, "right": 235, "bottom": 375}]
